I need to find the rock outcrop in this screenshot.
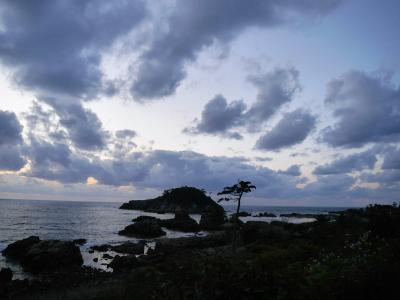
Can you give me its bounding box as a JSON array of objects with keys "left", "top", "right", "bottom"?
[
  {"left": 2, "top": 236, "right": 40, "bottom": 259},
  {"left": 120, "top": 186, "right": 222, "bottom": 213},
  {"left": 160, "top": 208, "right": 200, "bottom": 232},
  {"left": 199, "top": 205, "right": 226, "bottom": 230},
  {"left": 2, "top": 237, "right": 83, "bottom": 274},
  {"left": 119, "top": 219, "right": 166, "bottom": 238}
]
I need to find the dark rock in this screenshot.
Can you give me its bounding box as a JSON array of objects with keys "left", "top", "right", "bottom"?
[
  {"left": 255, "top": 212, "right": 277, "bottom": 218},
  {"left": 93, "top": 258, "right": 98, "bottom": 262},
  {"left": 132, "top": 215, "right": 158, "bottom": 222},
  {"left": 90, "top": 244, "right": 110, "bottom": 252},
  {"left": 2, "top": 236, "right": 40, "bottom": 259},
  {"left": 160, "top": 208, "right": 200, "bottom": 232},
  {"left": 235, "top": 211, "right": 251, "bottom": 217},
  {"left": 0, "top": 268, "right": 13, "bottom": 284},
  {"left": 280, "top": 213, "right": 319, "bottom": 218},
  {"left": 102, "top": 253, "right": 113, "bottom": 260},
  {"left": 109, "top": 255, "right": 140, "bottom": 272},
  {"left": 110, "top": 242, "right": 145, "bottom": 255},
  {"left": 120, "top": 186, "right": 222, "bottom": 213},
  {"left": 73, "top": 239, "right": 87, "bottom": 245},
  {"left": 20, "top": 240, "right": 83, "bottom": 273},
  {"left": 200, "top": 205, "right": 226, "bottom": 230},
  {"left": 155, "top": 232, "right": 228, "bottom": 255},
  {"left": 119, "top": 219, "right": 166, "bottom": 238}
]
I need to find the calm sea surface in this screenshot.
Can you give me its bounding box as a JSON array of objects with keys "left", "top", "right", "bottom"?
[{"left": 0, "top": 199, "right": 349, "bottom": 278}]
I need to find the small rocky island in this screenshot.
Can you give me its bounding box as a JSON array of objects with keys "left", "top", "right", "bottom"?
[{"left": 119, "top": 186, "right": 222, "bottom": 213}]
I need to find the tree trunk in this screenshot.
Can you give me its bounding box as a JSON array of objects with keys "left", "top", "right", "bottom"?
[{"left": 232, "top": 192, "right": 243, "bottom": 253}]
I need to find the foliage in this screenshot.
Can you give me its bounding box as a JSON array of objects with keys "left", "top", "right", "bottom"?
[{"left": 217, "top": 180, "right": 256, "bottom": 216}]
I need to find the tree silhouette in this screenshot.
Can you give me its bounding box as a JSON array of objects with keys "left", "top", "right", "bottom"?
[
  {"left": 218, "top": 180, "right": 256, "bottom": 221},
  {"left": 218, "top": 180, "right": 256, "bottom": 252}
]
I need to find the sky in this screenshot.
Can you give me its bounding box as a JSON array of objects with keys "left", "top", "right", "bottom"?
[{"left": 0, "top": 0, "right": 399, "bottom": 206}]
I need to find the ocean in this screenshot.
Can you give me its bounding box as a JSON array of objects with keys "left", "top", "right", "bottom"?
[{"left": 0, "top": 199, "right": 349, "bottom": 278}]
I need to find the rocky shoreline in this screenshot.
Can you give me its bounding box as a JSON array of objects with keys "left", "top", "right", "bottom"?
[{"left": 1, "top": 193, "right": 399, "bottom": 299}]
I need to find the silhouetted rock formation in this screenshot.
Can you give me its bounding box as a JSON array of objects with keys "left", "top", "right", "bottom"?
[
  {"left": 120, "top": 186, "right": 222, "bottom": 213},
  {"left": 254, "top": 212, "right": 277, "bottom": 217},
  {"left": 2, "top": 236, "right": 40, "bottom": 259},
  {"left": 132, "top": 215, "right": 158, "bottom": 222},
  {"left": 200, "top": 205, "right": 226, "bottom": 230},
  {"left": 119, "top": 219, "right": 166, "bottom": 238},
  {"left": 160, "top": 208, "right": 200, "bottom": 232},
  {"left": 2, "top": 237, "right": 83, "bottom": 274},
  {"left": 111, "top": 242, "right": 145, "bottom": 255}
]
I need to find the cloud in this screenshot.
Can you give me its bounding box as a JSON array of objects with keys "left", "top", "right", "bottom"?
[
  {"left": 186, "top": 67, "right": 301, "bottom": 138},
  {"left": 321, "top": 70, "right": 400, "bottom": 147},
  {"left": 278, "top": 165, "right": 301, "bottom": 176},
  {"left": 245, "top": 67, "right": 301, "bottom": 130},
  {"left": 184, "top": 94, "right": 246, "bottom": 139},
  {"left": 382, "top": 147, "right": 400, "bottom": 170},
  {"left": 255, "top": 109, "right": 316, "bottom": 151},
  {"left": 314, "top": 148, "right": 378, "bottom": 175},
  {"left": 25, "top": 139, "right": 106, "bottom": 184},
  {"left": 131, "top": 0, "right": 342, "bottom": 100},
  {"left": 33, "top": 99, "right": 108, "bottom": 151},
  {"left": 115, "top": 129, "right": 137, "bottom": 139},
  {"left": 0, "top": 0, "right": 147, "bottom": 98},
  {"left": 0, "top": 110, "right": 26, "bottom": 171}
]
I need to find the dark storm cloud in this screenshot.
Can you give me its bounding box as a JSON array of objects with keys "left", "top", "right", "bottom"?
[
  {"left": 131, "top": 0, "right": 342, "bottom": 100},
  {"left": 186, "top": 67, "right": 301, "bottom": 139},
  {"left": 0, "top": 110, "right": 23, "bottom": 146},
  {"left": 382, "top": 148, "right": 400, "bottom": 170},
  {"left": 314, "top": 149, "right": 378, "bottom": 175},
  {"left": 321, "top": 71, "right": 400, "bottom": 147},
  {"left": 26, "top": 139, "right": 106, "bottom": 184},
  {"left": 24, "top": 143, "right": 303, "bottom": 197},
  {"left": 0, "top": 110, "right": 26, "bottom": 171},
  {"left": 43, "top": 100, "right": 108, "bottom": 151},
  {"left": 245, "top": 67, "right": 301, "bottom": 130},
  {"left": 184, "top": 95, "right": 246, "bottom": 139},
  {"left": 0, "top": 0, "right": 146, "bottom": 98},
  {"left": 255, "top": 109, "right": 316, "bottom": 151},
  {"left": 0, "top": 145, "right": 26, "bottom": 171}
]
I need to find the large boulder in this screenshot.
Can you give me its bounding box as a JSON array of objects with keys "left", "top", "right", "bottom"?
[
  {"left": 119, "top": 219, "right": 166, "bottom": 238},
  {"left": 160, "top": 208, "right": 200, "bottom": 232},
  {"left": 2, "top": 236, "right": 40, "bottom": 259},
  {"left": 120, "top": 186, "right": 222, "bottom": 213},
  {"left": 20, "top": 240, "right": 83, "bottom": 273},
  {"left": 2, "top": 238, "right": 83, "bottom": 274},
  {"left": 200, "top": 205, "right": 226, "bottom": 230}
]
